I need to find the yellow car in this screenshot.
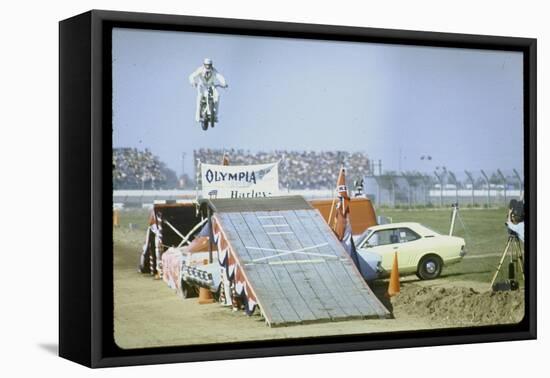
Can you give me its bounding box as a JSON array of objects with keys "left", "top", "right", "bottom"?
[{"left": 356, "top": 222, "right": 466, "bottom": 280}]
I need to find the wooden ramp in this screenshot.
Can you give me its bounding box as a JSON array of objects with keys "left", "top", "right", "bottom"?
[{"left": 208, "top": 196, "right": 390, "bottom": 326}]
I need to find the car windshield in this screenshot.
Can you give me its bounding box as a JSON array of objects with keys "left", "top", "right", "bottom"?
[{"left": 356, "top": 228, "right": 375, "bottom": 247}]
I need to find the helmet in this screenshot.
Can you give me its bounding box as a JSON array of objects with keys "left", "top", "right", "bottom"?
[{"left": 203, "top": 58, "right": 213, "bottom": 67}]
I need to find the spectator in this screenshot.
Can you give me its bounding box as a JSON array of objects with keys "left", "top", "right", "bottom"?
[
  {"left": 193, "top": 148, "right": 371, "bottom": 190},
  {"left": 113, "top": 148, "right": 177, "bottom": 189}
]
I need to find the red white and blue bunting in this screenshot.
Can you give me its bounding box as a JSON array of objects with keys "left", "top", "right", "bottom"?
[{"left": 213, "top": 218, "right": 258, "bottom": 315}]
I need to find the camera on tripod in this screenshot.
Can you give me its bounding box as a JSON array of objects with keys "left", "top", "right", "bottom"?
[
  {"left": 505, "top": 198, "right": 525, "bottom": 238},
  {"left": 492, "top": 198, "right": 525, "bottom": 291},
  {"left": 508, "top": 198, "right": 525, "bottom": 224}
]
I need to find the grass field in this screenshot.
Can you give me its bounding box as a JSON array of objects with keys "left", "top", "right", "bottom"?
[
  {"left": 113, "top": 206, "right": 524, "bottom": 349},
  {"left": 118, "top": 206, "right": 514, "bottom": 282}
]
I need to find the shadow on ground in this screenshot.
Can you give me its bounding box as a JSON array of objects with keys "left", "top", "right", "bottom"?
[
  {"left": 369, "top": 281, "right": 394, "bottom": 316},
  {"left": 38, "top": 343, "right": 58, "bottom": 355}
]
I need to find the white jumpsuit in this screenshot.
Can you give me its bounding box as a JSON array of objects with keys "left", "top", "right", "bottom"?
[{"left": 189, "top": 66, "right": 227, "bottom": 122}]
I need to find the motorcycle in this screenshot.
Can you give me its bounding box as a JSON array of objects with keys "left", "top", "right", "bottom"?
[{"left": 198, "top": 84, "right": 225, "bottom": 131}]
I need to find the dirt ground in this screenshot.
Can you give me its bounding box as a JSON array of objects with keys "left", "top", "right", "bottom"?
[
  {"left": 396, "top": 279, "right": 523, "bottom": 326},
  {"left": 113, "top": 209, "right": 525, "bottom": 350}
]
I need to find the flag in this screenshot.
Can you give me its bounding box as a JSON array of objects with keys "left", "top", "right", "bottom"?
[
  {"left": 222, "top": 153, "right": 230, "bottom": 166},
  {"left": 333, "top": 167, "right": 360, "bottom": 267},
  {"left": 333, "top": 167, "right": 349, "bottom": 240}
]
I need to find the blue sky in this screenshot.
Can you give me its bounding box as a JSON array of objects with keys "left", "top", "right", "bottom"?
[{"left": 112, "top": 28, "right": 524, "bottom": 176}]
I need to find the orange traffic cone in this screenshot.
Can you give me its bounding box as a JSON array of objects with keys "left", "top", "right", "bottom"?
[
  {"left": 113, "top": 209, "right": 120, "bottom": 227},
  {"left": 198, "top": 287, "right": 214, "bottom": 304},
  {"left": 387, "top": 251, "right": 400, "bottom": 297}
]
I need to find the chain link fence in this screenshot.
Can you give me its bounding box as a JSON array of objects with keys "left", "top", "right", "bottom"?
[{"left": 362, "top": 169, "right": 523, "bottom": 208}]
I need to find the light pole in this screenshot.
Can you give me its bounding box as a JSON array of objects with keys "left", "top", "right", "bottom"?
[
  {"left": 420, "top": 155, "right": 433, "bottom": 205},
  {"left": 434, "top": 170, "right": 444, "bottom": 207}
]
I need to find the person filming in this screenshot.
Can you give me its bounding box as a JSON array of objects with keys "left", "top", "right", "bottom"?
[{"left": 506, "top": 199, "right": 525, "bottom": 242}]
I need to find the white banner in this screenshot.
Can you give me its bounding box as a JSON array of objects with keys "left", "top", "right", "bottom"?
[{"left": 200, "top": 161, "right": 280, "bottom": 199}]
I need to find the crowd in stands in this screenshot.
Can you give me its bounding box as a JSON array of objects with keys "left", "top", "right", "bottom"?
[
  {"left": 112, "top": 148, "right": 520, "bottom": 197},
  {"left": 113, "top": 148, "right": 177, "bottom": 189},
  {"left": 194, "top": 148, "right": 371, "bottom": 190}
]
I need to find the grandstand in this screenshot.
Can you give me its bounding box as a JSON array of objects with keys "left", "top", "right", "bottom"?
[
  {"left": 113, "top": 148, "right": 177, "bottom": 189},
  {"left": 113, "top": 148, "right": 522, "bottom": 208},
  {"left": 113, "top": 147, "right": 372, "bottom": 191}
]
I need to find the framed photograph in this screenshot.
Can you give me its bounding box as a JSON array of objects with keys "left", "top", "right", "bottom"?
[{"left": 59, "top": 10, "right": 536, "bottom": 368}]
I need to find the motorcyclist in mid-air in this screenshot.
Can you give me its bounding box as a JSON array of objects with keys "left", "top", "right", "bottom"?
[{"left": 189, "top": 58, "right": 228, "bottom": 123}]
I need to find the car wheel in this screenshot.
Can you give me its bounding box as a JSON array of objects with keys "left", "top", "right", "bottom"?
[
  {"left": 416, "top": 254, "right": 443, "bottom": 280},
  {"left": 181, "top": 281, "right": 198, "bottom": 299}
]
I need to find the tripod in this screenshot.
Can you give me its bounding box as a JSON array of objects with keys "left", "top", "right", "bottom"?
[{"left": 490, "top": 232, "right": 524, "bottom": 291}]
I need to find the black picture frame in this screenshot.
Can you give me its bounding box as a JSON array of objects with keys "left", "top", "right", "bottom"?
[{"left": 59, "top": 9, "right": 537, "bottom": 368}]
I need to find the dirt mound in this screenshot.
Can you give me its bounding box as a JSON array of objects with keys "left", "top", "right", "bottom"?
[{"left": 392, "top": 284, "right": 524, "bottom": 326}]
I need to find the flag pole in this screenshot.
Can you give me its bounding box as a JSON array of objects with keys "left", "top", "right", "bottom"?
[
  {"left": 327, "top": 165, "right": 344, "bottom": 230},
  {"left": 222, "top": 151, "right": 229, "bottom": 166},
  {"left": 327, "top": 190, "right": 337, "bottom": 230}
]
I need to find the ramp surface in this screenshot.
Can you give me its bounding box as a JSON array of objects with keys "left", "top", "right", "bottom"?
[{"left": 209, "top": 196, "right": 390, "bottom": 326}]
